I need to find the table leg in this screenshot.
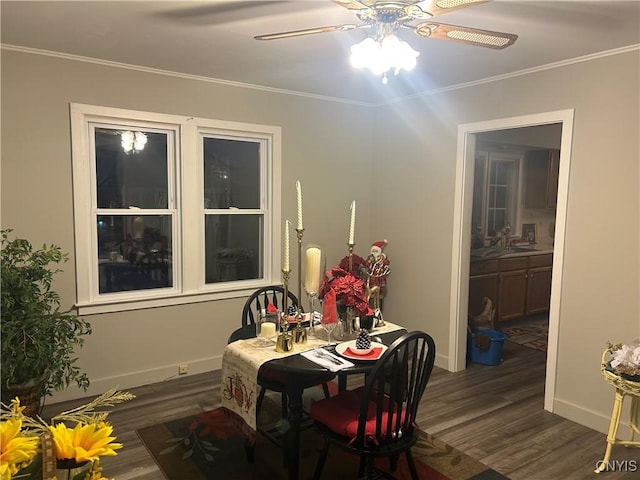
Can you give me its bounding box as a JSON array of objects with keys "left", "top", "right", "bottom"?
[
  {"left": 629, "top": 396, "right": 639, "bottom": 441},
  {"left": 338, "top": 374, "right": 347, "bottom": 392},
  {"left": 595, "top": 389, "right": 625, "bottom": 473},
  {"left": 286, "top": 384, "right": 304, "bottom": 480}
]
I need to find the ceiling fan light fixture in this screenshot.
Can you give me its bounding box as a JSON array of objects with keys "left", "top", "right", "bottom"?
[
  {"left": 121, "top": 130, "right": 147, "bottom": 154},
  {"left": 350, "top": 33, "right": 419, "bottom": 81}
]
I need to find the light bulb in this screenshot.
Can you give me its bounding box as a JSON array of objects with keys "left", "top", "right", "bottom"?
[{"left": 350, "top": 34, "right": 419, "bottom": 80}]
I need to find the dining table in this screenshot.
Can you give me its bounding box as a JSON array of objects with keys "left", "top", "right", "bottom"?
[{"left": 221, "top": 322, "right": 407, "bottom": 480}]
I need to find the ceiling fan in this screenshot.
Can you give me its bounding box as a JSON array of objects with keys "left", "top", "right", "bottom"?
[{"left": 254, "top": 0, "right": 517, "bottom": 50}]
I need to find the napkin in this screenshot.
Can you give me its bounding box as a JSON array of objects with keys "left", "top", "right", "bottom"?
[
  {"left": 345, "top": 347, "right": 383, "bottom": 359},
  {"left": 301, "top": 348, "right": 354, "bottom": 372},
  {"left": 322, "top": 289, "right": 339, "bottom": 324}
]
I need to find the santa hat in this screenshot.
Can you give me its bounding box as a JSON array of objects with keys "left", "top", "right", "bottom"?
[{"left": 371, "top": 239, "right": 387, "bottom": 250}]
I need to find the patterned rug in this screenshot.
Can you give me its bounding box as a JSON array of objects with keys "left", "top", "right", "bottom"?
[
  {"left": 137, "top": 404, "right": 509, "bottom": 480},
  {"left": 501, "top": 317, "right": 548, "bottom": 352}
]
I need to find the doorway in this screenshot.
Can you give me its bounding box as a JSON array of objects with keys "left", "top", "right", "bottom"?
[{"left": 448, "top": 110, "right": 574, "bottom": 412}]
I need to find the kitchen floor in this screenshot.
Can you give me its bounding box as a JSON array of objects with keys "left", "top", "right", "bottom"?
[{"left": 499, "top": 313, "right": 549, "bottom": 352}]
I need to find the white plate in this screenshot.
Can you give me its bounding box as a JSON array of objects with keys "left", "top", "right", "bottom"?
[{"left": 335, "top": 340, "right": 387, "bottom": 361}]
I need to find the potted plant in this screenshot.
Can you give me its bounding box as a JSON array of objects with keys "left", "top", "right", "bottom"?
[{"left": 1, "top": 229, "right": 92, "bottom": 415}]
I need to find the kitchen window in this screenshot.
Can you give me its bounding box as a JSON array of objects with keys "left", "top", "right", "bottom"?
[
  {"left": 70, "top": 104, "right": 281, "bottom": 314},
  {"left": 473, "top": 151, "right": 522, "bottom": 239}
]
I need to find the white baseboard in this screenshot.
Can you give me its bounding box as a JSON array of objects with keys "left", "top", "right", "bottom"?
[
  {"left": 553, "top": 397, "right": 623, "bottom": 435},
  {"left": 47, "top": 355, "right": 223, "bottom": 405}
]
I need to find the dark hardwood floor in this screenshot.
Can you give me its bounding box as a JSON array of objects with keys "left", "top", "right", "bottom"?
[{"left": 42, "top": 341, "right": 639, "bottom": 480}]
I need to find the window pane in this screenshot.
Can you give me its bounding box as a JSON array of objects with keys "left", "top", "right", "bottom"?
[
  {"left": 203, "top": 137, "right": 260, "bottom": 209},
  {"left": 205, "top": 214, "right": 263, "bottom": 283},
  {"left": 95, "top": 128, "right": 169, "bottom": 209},
  {"left": 493, "top": 210, "right": 506, "bottom": 231},
  {"left": 97, "top": 214, "right": 172, "bottom": 293},
  {"left": 495, "top": 162, "right": 510, "bottom": 184},
  {"left": 495, "top": 185, "right": 507, "bottom": 207}
]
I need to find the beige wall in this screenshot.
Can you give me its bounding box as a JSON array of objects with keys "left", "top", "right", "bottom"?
[
  {"left": 1, "top": 50, "right": 375, "bottom": 402},
  {"left": 371, "top": 50, "right": 639, "bottom": 432},
  {"left": 2, "top": 48, "right": 639, "bottom": 435}
]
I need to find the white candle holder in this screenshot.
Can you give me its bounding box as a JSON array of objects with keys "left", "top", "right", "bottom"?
[{"left": 304, "top": 244, "right": 323, "bottom": 337}]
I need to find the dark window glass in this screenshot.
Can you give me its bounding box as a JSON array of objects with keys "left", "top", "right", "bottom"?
[
  {"left": 204, "top": 214, "right": 263, "bottom": 283},
  {"left": 97, "top": 214, "right": 172, "bottom": 293},
  {"left": 203, "top": 137, "right": 260, "bottom": 209},
  {"left": 95, "top": 128, "right": 169, "bottom": 209}
]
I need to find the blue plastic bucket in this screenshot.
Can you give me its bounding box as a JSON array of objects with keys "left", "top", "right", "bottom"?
[{"left": 467, "top": 328, "right": 507, "bottom": 366}]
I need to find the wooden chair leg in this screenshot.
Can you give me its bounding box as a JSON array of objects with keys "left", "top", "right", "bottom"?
[
  {"left": 364, "top": 456, "right": 375, "bottom": 479},
  {"left": 322, "top": 382, "right": 330, "bottom": 398},
  {"left": 406, "top": 449, "right": 419, "bottom": 480},
  {"left": 313, "top": 438, "right": 330, "bottom": 480},
  {"left": 389, "top": 454, "right": 399, "bottom": 472},
  {"left": 357, "top": 456, "right": 366, "bottom": 477}
]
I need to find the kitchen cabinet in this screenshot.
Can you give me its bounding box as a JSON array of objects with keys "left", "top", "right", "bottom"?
[
  {"left": 524, "top": 149, "right": 559, "bottom": 209},
  {"left": 469, "top": 252, "right": 553, "bottom": 324},
  {"left": 526, "top": 254, "right": 553, "bottom": 315},
  {"left": 497, "top": 257, "right": 528, "bottom": 321},
  {"left": 468, "top": 260, "right": 498, "bottom": 318}
]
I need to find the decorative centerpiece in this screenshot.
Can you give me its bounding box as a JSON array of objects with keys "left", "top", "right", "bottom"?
[
  {"left": 355, "top": 329, "right": 372, "bottom": 354},
  {"left": 605, "top": 341, "right": 640, "bottom": 382},
  {"left": 318, "top": 260, "right": 371, "bottom": 338},
  {"left": 364, "top": 239, "right": 390, "bottom": 326},
  {"left": 0, "top": 388, "right": 134, "bottom": 480}
]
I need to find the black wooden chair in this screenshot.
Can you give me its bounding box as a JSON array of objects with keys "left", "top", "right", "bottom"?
[
  {"left": 239, "top": 286, "right": 333, "bottom": 416},
  {"left": 310, "top": 331, "right": 436, "bottom": 479},
  {"left": 233, "top": 285, "right": 335, "bottom": 465},
  {"left": 241, "top": 285, "right": 297, "bottom": 328}
]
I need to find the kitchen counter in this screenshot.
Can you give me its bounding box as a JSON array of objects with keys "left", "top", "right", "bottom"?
[{"left": 470, "top": 246, "right": 553, "bottom": 261}]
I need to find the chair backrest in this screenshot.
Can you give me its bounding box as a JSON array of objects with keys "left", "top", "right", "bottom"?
[
  {"left": 355, "top": 331, "right": 436, "bottom": 449},
  {"left": 241, "top": 286, "right": 301, "bottom": 327}
]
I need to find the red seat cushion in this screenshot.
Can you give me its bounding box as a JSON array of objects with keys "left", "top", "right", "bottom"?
[{"left": 310, "top": 386, "right": 406, "bottom": 445}]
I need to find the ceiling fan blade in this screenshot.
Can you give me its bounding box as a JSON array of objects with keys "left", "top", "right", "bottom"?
[
  {"left": 413, "top": 0, "right": 489, "bottom": 18},
  {"left": 331, "top": 0, "right": 374, "bottom": 11},
  {"left": 415, "top": 21, "right": 517, "bottom": 49},
  {"left": 254, "top": 24, "right": 366, "bottom": 40}
]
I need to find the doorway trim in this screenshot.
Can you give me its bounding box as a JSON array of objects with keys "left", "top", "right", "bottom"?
[{"left": 448, "top": 110, "right": 574, "bottom": 412}]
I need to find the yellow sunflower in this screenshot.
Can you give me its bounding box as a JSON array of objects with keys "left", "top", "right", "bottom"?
[
  {"left": 0, "top": 418, "right": 39, "bottom": 480},
  {"left": 49, "top": 422, "right": 122, "bottom": 463}
]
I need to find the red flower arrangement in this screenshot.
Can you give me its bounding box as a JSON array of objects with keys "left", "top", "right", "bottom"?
[
  {"left": 319, "top": 255, "right": 371, "bottom": 318},
  {"left": 337, "top": 253, "right": 368, "bottom": 277}
]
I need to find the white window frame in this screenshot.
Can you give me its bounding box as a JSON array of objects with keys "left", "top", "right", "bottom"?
[
  {"left": 478, "top": 151, "right": 523, "bottom": 238},
  {"left": 70, "top": 103, "right": 282, "bottom": 315}
]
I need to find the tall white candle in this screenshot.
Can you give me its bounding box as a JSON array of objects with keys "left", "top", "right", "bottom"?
[
  {"left": 348, "top": 200, "right": 356, "bottom": 245},
  {"left": 304, "top": 247, "right": 322, "bottom": 293},
  {"left": 284, "top": 220, "right": 291, "bottom": 271},
  {"left": 296, "top": 180, "right": 303, "bottom": 230}
]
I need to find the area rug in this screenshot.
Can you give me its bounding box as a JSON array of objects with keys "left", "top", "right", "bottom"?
[
  {"left": 137, "top": 404, "right": 509, "bottom": 480},
  {"left": 501, "top": 317, "right": 548, "bottom": 352}
]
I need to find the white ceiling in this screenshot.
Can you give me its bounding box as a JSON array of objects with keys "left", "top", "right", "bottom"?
[{"left": 2, "top": 1, "right": 639, "bottom": 104}]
